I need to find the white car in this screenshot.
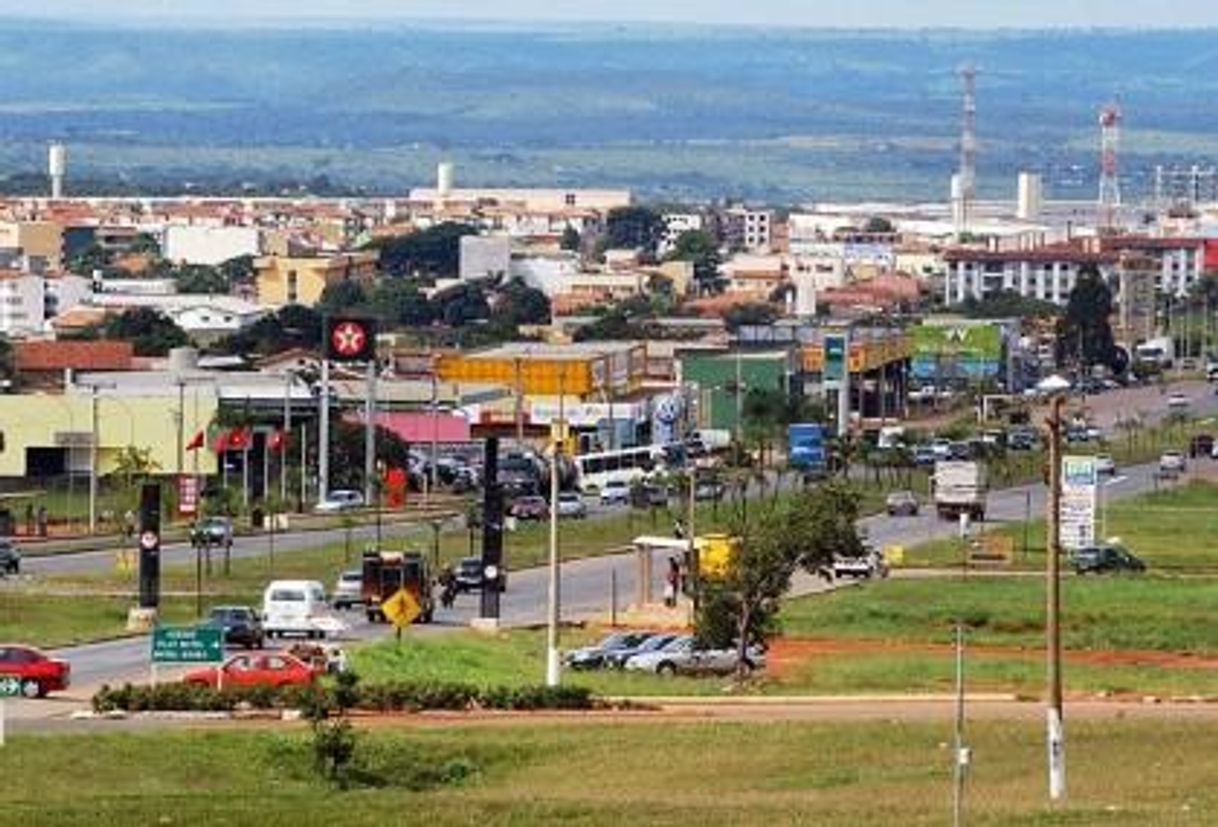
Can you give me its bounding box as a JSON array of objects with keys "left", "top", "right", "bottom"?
[
  {"left": 314, "top": 490, "right": 365, "bottom": 513},
  {"left": 1094, "top": 454, "right": 1116, "bottom": 476},
  {"left": 555, "top": 492, "right": 587, "bottom": 519},
  {"left": 262, "top": 579, "right": 347, "bottom": 639},
  {"left": 1167, "top": 393, "right": 1191, "bottom": 412},
  {"left": 599, "top": 480, "right": 630, "bottom": 506},
  {"left": 624, "top": 635, "right": 766, "bottom": 676},
  {"left": 332, "top": 569, "right": 363, "bottom": 610},
  {"left": 1159, "top": 451, "right": 1186, "bottom": 474}
]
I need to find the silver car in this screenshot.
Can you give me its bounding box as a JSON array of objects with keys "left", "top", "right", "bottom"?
[
  {"left": 556, "top": 492, "right": 587, "bottom": 519},
  {"left": 624, "top": 635, "right": 766, "bottom": 676},
  {"left": 314, "top": 489, "right": 365, "bottom": 513},
  {"left": 332, "top": 569, "right": 363, "bottom": 610}
]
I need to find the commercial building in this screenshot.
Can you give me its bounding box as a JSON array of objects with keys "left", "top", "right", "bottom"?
[
  {"left": 253, "top": 251, "right": 379, "bottom": 307},
  {"left": 163, "top": 225, "right": 260, "bottom": 266}
]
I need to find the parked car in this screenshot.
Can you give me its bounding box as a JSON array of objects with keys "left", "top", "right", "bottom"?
[
  {"left": 0, "top": 540, "right": 20, "bottom": 575},
  {"left": 831, "top": 549, "right": 890, "bottom": 580},
  {"left": 332, "top": 569, "right": 364, "bottom": 610},
  {"left": 913, "top": 446, "right": 938, "bottom": 466},
  {"left": 0, "top": 644, "right": 69, "bottom": 697},
  {"left": 454, "top": 555, "right": 506, "bottom": 593},
  {"left": 885, "top": 490, "right": 919, "bottom": 517},
  {"left": 1008, "top": 429, "right": 1038, "bottom": 451},
  {"left": 555, "top": 492, "right": 587, "bottom": 519},
  {"left": 603, "top": 632, "right": 679, "bottom": 669},
  {"left": 190, "top": 516, "right": 233, "bottom": 549},
  {"left": 183, "top": 652, "right": 319, "bottom": 689},
  {"left": 1190, "top": 434, "right": 1215, "bottom": 459},
  {"left": 564, "top": 632, "right": 654, "bottom": 670},
  {"left": 1159, "top": 450, "right": 1187, "bottom": 475},
  {"left": 313, "top": 490, "right": 365, "bottom": 513},
  {"left": 205, "top": 605, "right": 265, "bottom": 649},
  {"left": 509, "top": 495, "right": 550, "bottom": 521},
  {"left": 636, "top": 483, "right": 669, "bottom": 507},
  {"left": 599, "top": 480, "right": 631, "bottom": 506},
  {"left": 1168, "top": 392, "right": 1191, "bottom": 412},
  {"left": 694, "top": 479, "right": 726, "bottom": 501},
  {"left": 1093, "top": 454, "right": 1116, "bottom": 476},
  {"left": 1072, "top": 543, "right": 1146, "bottom": 575},
  {"left": 624, "top": 635, "right": 766, "bottom": 676}
]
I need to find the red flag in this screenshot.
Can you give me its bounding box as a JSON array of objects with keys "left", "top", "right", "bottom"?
[
  {"left": 185, "top": 430, "right": 205, "bottom": 451},
  {"left": 268, "top": 429, "right": 285, "bottom": 452}
]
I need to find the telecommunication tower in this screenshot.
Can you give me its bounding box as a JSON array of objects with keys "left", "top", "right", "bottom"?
[
  {"left": 1098, "top": 103, "right": 1122, "bottom": 229},
  {"left": 955, "top": 63, "right": 978, "bottom": 233}
]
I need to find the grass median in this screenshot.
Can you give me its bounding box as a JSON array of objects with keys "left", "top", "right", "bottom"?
[{"left": 5, "top": 719, "right": 1218, "bottom": 825}]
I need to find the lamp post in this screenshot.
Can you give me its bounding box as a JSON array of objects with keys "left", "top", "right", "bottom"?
[
  {"left": 1045, "top": 394, "right": 1066, "bottom": 801},
  {"left": 545, "top": 370, "right": 566, "bottom": 687}
]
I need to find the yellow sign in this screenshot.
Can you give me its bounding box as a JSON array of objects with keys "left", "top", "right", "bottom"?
[
  {"left": 695, "top": 534, "right": 739, "bottom": 579},
  {"left": 115, "top": 550, "right": 136, "bottom": 573},
  {"left": 885, "top": 545, "right": 905, "bottom": 565},
  {"left": 380, "top": 588, "right": 421, "bottom": 628}
]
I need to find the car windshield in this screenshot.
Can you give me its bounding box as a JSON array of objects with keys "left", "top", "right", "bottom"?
[
  {"left": 597, "top": 634, "right": 628, "bottom": 649},
  {"left": 458, "top": 559, "right": 481, "bottom": 574},
  {"left": 339, "top": 571, "right": 361, "bottom": 583},
  {"left": 638, "top": 635, "right": 673, "bottom": 652},
  {"left": 270, "top": 590, "right": 306, "bottom": 602}
]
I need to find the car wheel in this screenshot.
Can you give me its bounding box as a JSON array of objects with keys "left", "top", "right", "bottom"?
[
  {"left": 21, "top": 679, "right": 42, "bottom": 699},
  {"left": 656, "top": 662, "right": 677, "bottom": 676}
]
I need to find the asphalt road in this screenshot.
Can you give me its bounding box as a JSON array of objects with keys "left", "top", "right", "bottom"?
[{"left": 10, "top": 379, "right": 1214, "bottom": 727}]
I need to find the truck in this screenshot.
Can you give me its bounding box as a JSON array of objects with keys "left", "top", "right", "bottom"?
[
  {"left": 1135, "top": 336, "right": 1175, "bottom": 369},
  {"left": 932, "top": 460, "right": 988, "bottom": 521},
  {"left": 361, "top": 549, "right": 436, "bottom": 624},
  {"left": 686, "top": 429, "right": 732, "bottom": 455},
  {"left": 787, "top": 423, "right": 827, "bottom": 478}
]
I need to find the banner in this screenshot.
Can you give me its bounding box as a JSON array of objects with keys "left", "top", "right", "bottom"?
[{"left": 1060, "top": 455, "right": 1097, "bottom": 551}]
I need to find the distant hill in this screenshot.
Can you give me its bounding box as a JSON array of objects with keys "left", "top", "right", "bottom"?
[{"left": 1, "top": 23, "right": 1217, "bottom": 201}]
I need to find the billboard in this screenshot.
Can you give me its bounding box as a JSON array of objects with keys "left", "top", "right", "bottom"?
[
  {"left": 1060, "top": 455, "right": 1098, "bottom": 551},
  {"left": 911, "top": 322, "right": 1003, "bottom": 382}
]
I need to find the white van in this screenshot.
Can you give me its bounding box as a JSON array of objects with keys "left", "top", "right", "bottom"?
[{"left": 262, "top": 580, "right": 344, "bottom": 639}]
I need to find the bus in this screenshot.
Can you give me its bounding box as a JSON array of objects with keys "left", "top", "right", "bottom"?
[
  {"left": 787, "top": 423, "right": 827, "bottom": 477},
  {"left": 572, "top": 445, "right": 676, "bottom": 494}
]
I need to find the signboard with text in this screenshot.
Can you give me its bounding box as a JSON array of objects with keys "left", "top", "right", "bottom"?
[
  {"left": 1061, "top": 455, "right": 1098, "bottom": 551},
  {"left": 824, "top": 334, "right": 847, "bottom": 382},
  {"left": 177, "top": 475, "right": 199, "bottom": 516},
  {"left": 151, "top": 626, "right": 224, "bottom": 664}
]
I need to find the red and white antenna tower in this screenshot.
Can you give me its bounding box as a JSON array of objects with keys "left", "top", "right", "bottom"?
[{"left": 1098, "top": 102, "right": 1122, "bottom": 229}]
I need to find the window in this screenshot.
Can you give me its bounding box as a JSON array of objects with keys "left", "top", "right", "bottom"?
[
  {"left": 564, "top": 193, "right": 577, "bottom": 207},
  {"left": 287, "top": 271, "right": 298, "bottom": 303}
]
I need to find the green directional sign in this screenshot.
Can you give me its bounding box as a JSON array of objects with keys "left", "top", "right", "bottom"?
[
  {"left": 0, "top": 675, "right": 22, "bottom": 697},
  {"left": 151, "top": 626, "right": 224, "bottom": 664}
]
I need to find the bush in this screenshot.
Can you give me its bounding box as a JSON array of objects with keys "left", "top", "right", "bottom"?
[{"left": 92, "top": 678, "right": 594, "bottom": 714}]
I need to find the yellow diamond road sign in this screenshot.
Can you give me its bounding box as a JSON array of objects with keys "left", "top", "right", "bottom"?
[{"left": 381, "top": 588, "right": 421, "bottom": 628}]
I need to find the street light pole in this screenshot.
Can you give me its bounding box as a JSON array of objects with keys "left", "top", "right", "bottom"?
[
  {"left": 88, "top": 386, "right": 99, "bottom": 535},
  {"left": 545, "top": 371, "right": 565, "bottom": 687},
  {"left": 1045, "top": 394, "right": 1066, "bottom": 801}
]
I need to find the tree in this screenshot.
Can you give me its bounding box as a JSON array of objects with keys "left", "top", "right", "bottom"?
[
  {"left": 960, "top": 289, "right": 1059, "bottom": 320},
  {"left": 494, "top": 277, "right": 551, "bottom": 327},
  {"left": 368, "top": 222, "right": 477, "bottom": 278},
  {"left": 434, "top": 281, "right": 491, "bottom": 326},
  {"left": 217, "top": 304, "right": 322, "bottom": 356},
  {"left": 560, "top": 225, "right": 581, "bottom": 252},
  {"left": 724, "top": 302, "right": 778, "bottom": 332},
  {"left": 695, "top": 482, "right": 865, "bottom": 679},
  {"left": 605, "top": 206, "right": 664, "bottom": 257},
  {"left": 329, "top": 421, "right": 411, "bottom": 491},
  {"left": 173, "top": 264, "right": 229, "bottom": 295},
  {"left": 100, "top": 308, "right": 190, "bottom": 356},
  {"left": 862, "top": 216, "right": 894, "bottom": 234},
  {"left": 218, "top": 255, "right": 256, "bottom": 287},
  {"left": 368, "top": 278, "right": 435, "bottom": 328},
  {"left": 1056, "top": 265, "right": 1119, "bottom": 371},
  {"left": 317, "top": 280, "right": 369, "bottom": 316},
  {"left": 109, "top": 445, "right": 161, "bottom": 490},
  {"left": 666, "top": 229, "right": 723, "bottom": 294}
]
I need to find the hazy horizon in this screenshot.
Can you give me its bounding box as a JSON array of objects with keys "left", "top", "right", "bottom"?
[{"left": 0, "top": 1, "right": 1215, "bottom": 29}]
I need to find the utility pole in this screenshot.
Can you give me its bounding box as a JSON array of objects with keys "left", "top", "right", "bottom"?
[
  {"left": 281, "top": 373, "right": 292, "bottom": 503},
  {"left": 1045, "top": 394, "right": 1066, "bottom": 801},
  {"left": 364, "top": 359, "right": 376, "bottom": 511},
  {"left": 318, "top": 358, "right": 330, "bottom": 504},
  {"left": 430, "top": 370, "right": 440, "bottom": 503},
  {"left": 175, "top": 378, "right": 186, "bottom": 476},
  {"left": 545, "top": 370, "right": 565, "bottom": 687},
  {"left": 88, "top": 386, "right": 99, "bottom": 534},
  {"left": 952, "top": 623, "right": 968, "bottom": 827}
]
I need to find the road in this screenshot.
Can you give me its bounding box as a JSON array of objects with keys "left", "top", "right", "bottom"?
[{"left": 10, "top": 379, "right": 1213, "bottom": 727}]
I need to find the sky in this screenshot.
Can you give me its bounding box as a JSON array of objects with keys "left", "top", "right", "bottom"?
[{"left": 2, "top": 0, "right": 1215, "bottom": 28}]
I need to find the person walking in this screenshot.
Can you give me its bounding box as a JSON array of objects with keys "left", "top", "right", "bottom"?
[{"left": 664, "top": 556, "right": 681, "bottom": 608}]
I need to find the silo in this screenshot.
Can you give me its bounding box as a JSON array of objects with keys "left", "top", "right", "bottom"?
[
  {"left": 48, "top": 142, "right": 67, "bottom": 199},
  {"left": 437, "top": 161, "right": 455, "bottom": 199},
  {"left": 1017, "top": 171, "right": 1043, "bottom": 221}
]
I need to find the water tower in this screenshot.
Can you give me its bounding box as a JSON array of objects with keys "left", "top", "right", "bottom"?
[{"left": 48, "top": 142, "right": 67, "bottom": 199}]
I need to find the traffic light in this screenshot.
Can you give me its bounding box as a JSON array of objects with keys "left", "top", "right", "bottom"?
[{"left": 323, "top": 315, "right": 378, "bottom": 363}]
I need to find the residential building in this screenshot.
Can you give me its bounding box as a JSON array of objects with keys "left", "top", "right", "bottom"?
[
  {"left": 722, "top": 206, "right": 774, "bottom": 252},
  {"left": 253, "top": 251, "right": 378, "bottom": 307},
  {"left": 163, "top": 225, "right": 260, "bottom": 266},
  {"left": 659, "top": 212, "right": 704, "bottom": 257},
  {"left": 0, "top": 271, "right": 91, "bottom": 336},
  {"left": 459, "top": 236, "right": 511, "bottom": 281}
]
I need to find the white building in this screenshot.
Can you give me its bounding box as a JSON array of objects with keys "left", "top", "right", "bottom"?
[
  {"left": 459, "top": 235, "right": 511, "bottom": 281},
  {"left": 88, "top": 293, "right": 267, "bottom": 338},
  {"left": 407, "top": 187, "right": 631, "bottom": 213},
  {"left": 0, "top": 272, "right": 91, "bottom": 336},
  {"left": 659, "top": 212, "right": 704, "bottom": 257},
  {"left": 722, "top": 206, "right": 773, "bottom": 252},
  {"left": 163, "top": 225, "right": 260, "bottom": 266}
]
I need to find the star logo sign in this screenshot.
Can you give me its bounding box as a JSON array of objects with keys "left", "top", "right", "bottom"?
[{"left": 331, "top": 321, "right": 367, "bottom": 357}]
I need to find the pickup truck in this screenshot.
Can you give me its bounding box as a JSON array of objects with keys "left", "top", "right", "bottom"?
[{"left": 831, "top": 549, "right": 889, "bottom": 580}]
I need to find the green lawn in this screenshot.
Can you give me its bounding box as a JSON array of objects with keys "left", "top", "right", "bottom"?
[
  {"left": 903, "top": 480, "right": 1218, "bottom": 571},
  {"left": 6, "top": 719, "right": 1218, "bottom": 825}
]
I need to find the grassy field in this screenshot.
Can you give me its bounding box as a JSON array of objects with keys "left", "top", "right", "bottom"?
[
  {"left": 903, "top": 480, "right": 1218, "bottom": 570},
  {"left": 6, "top": 719, "right": 1218, "bottom": 825}
]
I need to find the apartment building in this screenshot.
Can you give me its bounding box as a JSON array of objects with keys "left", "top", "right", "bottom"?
[{"left": 722, "top": 206, "right": 773, "bottom": 253}]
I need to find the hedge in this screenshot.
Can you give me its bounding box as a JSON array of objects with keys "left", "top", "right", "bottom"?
[{"left": 92, "top": 680, "right": 593, "bottom": 714}]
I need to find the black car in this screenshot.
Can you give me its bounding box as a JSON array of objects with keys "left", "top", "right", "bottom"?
[
  {"left": 206, "top": 605, "right": 265, "bottom": 649},
  {"left": 603, "top": 633, "right": 679, "bottom": 669},
  {"left": 454, "top": 556, "right": 506, "bottom": 593},
  {"left": 0, "top": 540, "right": 19, "bottom": 575},
  {"left": 1072, "top": 544, "right": 1146, "bottom": 575},
  {"left": 564, "top": 632, "right": 654, "bottom": 670}
]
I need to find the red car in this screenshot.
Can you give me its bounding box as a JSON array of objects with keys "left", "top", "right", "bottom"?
[
  {"left": 183, "top": 652, "right": 319, "bottom": 690},
  {"left": 0, "top": 644, "right": 70, "bottom": 697}
]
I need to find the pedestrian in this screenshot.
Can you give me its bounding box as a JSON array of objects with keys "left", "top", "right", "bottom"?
[
  {"left": 664, "top": 556, "right": 680, "bottom": 608},
  {"left": 24, "top": 503, "right": 33, "bottom": 536},
  {"left": 123, "top": 509, "right": 136, "bottom": 541},
  {"left": 36, "top": 505, "right": 48, "bottom": 538}
]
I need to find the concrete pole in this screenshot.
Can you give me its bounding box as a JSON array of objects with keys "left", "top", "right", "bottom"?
[
  {"left": 364, "top": 360, "right": 376, "bottom": 509},
  {"left": 319, "top": 359, "right": 330, "bottom": 503},
  {"left": 1046, "top": 394, "right": 1066, "bottom": 801},
  {"left": 88, "top": 386, "right": 98, "bottom": 535},
  {"left": 430, "top": 372, "right": 440, "bottom": 503},
  {"left": 281, "top": 374, "right": 292, "bottom": 503},
  {"left": 545, "top": 371, "right": 565, "bottom": 687},
  {"left": 176, "top": 379, "right": 185, "bottom": 476}
]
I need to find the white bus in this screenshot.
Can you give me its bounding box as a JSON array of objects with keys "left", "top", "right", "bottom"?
[{"left": 573, "top": 445, "right": 677, "bottom": 494}]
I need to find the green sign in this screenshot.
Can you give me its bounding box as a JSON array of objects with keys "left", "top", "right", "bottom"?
[
  {"left": 911, "top": 323, "right": 1003, "bottom": 360},
  {"left": 151, "top": 626, "right": 224, "bottom": 664},
  {"left": 0, "top": 675, "right": 22, "bottom": 697},
  {"left": 824, "top": 334, "right": 847, "bottom": 383}
]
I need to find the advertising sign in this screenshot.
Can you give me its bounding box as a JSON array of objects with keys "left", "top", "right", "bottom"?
[
  {"left": 177, "top": 475, "right": 199, "bottom": 516},
  {"left": 1060, "top": 455, "right": 1098, "bottom": 551},
  {"left": 324, "top": 316, "right": 378, "bottom": 363},
  {"left": 824, "top": 334, "right": 847, "bottom": 382},
  {"left": 911, "top": 322, "right": 1003, "bottom": 381}
]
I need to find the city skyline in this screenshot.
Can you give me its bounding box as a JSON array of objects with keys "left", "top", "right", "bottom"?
[{"left": 0, "top": 0, "right": 1215, "bottom": 28}]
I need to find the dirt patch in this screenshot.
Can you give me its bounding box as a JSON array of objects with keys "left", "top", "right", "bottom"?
[{"left": 766, "top": 637, "right": 1218, "bottom": 678}]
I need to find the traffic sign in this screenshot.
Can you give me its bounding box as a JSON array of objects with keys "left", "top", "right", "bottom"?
[
  {"left": 139, "top": 531, "right": 159, "bottom": 551},
  {"left": 380, "top": 588, "right": 421, "bottom": 628},
  {"left": 0, "top": 676, "right": 21, "bottom": 698},
  {"left": 151, "top": 626, "right": 224, "bottom": 664}
]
